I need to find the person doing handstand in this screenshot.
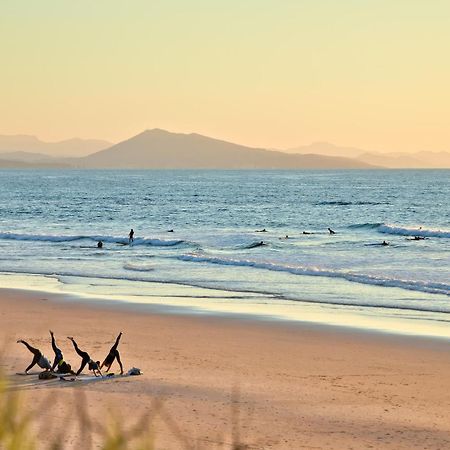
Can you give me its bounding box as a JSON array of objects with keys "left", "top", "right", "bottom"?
[
  {"left": 17, "top": 339, "right": 52, "bottom": 374},
  {"left": 100, "top": 332, "right": 124, "bottom": 374},
  {"left": 67, "top": 336, "right": 102, "bottom": 377}
]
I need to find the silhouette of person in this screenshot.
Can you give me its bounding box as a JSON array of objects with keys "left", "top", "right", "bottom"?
[
  {"left": 17, "top": 339, "right": 51, "bottom": 373},
  {"left": 328, "top": 228, "right": 336, "bottom": 235},
  {"left": 129, "top": 229, "right": 134, "bottom": 244},
  {"left": 67, "top": 337, "right": 102, "bottom": 377},
  {"left": 100, "top": 332, "right": 124, "bottom": 375}
]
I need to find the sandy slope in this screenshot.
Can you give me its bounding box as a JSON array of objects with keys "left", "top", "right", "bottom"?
[{"left": 1, "top": 288, "right": 449, "bottom": 449}]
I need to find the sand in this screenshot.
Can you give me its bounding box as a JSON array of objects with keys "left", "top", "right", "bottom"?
[{"left": 1, "top": 288, "right": 450, "bottom": 449}]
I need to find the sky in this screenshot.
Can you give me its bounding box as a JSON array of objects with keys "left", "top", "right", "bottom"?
[{"left": 1, "top": 0, "right": 450, "bottom": 152}]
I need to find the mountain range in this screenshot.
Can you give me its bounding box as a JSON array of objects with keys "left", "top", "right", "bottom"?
[
  {"left": 0, "top": 130, "right": 448, "bottom": 169},
  {"left": 0, "top": 135, "right": 112, "bottom": 158},
  {"left": 290, "top": 142, "right": 450, "bottom": 168}
]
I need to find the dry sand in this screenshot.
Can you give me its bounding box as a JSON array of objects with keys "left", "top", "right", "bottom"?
[{"left": 1, "top": 288, "right": 450, "bottom": 449}]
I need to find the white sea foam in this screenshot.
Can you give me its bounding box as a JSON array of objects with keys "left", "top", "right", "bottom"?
[
  {"left": 0, "top": 232, "right": 184, "bottom": 247},
  {"left": 377, "top": 224, "right": 450, "bottom": 238},
  {"left": 177, "top": 254, "right": 450, "bottom": 297},
  {"left": 123, "top": 262, "right": 155, "bottom": 272}
]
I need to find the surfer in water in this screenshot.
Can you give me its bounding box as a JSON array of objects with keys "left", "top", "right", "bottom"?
[
  {"left": 17, "top": 339, "right": 52, "bottom": 374},
  {"left": 328, "top": 228, "right": 336, "bottom": 235},
  {"left": 97, "top": 240, "right": 103, "bottom": 248},
  {"left": 100, "top": 332, "right": 124, "bottom": 375},
  {"left": 49, "top": 331, "right": 73, "bottom": 374},
  {"left": 255, "top": 228, "right": 267, "bottom": 232},
  {"left": 129, "top": 229, "right": 134, "bottom": 244},
  {"left": 67, "top": 337, "right": 102, "bottom": 377},
  {"left": 382, "top": 241, "right": 389, "bottom": 246}
]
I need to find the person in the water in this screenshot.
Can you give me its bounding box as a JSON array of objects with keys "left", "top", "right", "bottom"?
[
  {"left": 67, "top": 337, "right": 102, "bottom": 377},
  {"left": 17, "top": 339, "right": 52, "bottom": 373},
  {"left": 100, "top": 332, "right": 124, "bottom": 375},
  {"left": 328, "top": 228, "right": 336, "bottom": 235},
  {"left": 382, "top": 240, "right": 389, "bottom": 246},
  {"left": 97, "top": 241, "right": 103, "bottom": 248},
  {"left": 49, "top": 331, "right": 73, "bottom": 374},
  {"left": 129, "top": 229, "right": 134, "bottom": 243},
  {"left": 255, "top": 228, "right": 267, "bottom": 232}
]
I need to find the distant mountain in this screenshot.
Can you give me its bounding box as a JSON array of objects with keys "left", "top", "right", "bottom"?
[
  {"left": 357, "top": 151, "right": 450, "bottom": 168},
  {"left": 0, "top": 135, "right": 112, "bottom": 157},
  {"left": 80, "top": 129, "right": 377, "bottom": 169},
  {"left": 288, "top": 142, "right": 367, "bottom": 159},
  {"left": 0, "top": 158, "right": 71, "bottom": 169},
  {"left": 290, "top": 141, "right": 450, "bottom": 168},
  {"left": 0, "top": 151, "right": 56, "bottom": 162}
]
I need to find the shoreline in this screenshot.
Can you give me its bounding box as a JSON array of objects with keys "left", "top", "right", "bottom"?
[
  {"left": 1, "top": 271, "right": 450, "bottom": 342},
  {"left": 1, "top": 286, "right": 450, "bottom": 448},
  {"left": 2, "top": 285, "right": 450, "bottom": 348}
]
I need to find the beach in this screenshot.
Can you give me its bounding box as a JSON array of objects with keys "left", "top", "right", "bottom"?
[{"left": 1, "top": 288, "right": 450, "bottom": 449}]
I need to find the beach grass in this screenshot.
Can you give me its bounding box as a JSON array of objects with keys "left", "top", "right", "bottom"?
[{"left": 0, "top": 367, "right": 250, "bottom": 450}]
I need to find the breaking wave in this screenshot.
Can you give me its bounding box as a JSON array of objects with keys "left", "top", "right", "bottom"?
[
  {"left": 348, "top": 223, "right": 450, "bottom": 238},
  {"left": 378, "top": 224, "right": 450, "bottom": 238},
  {"left": 0, "top": 232, "right": 186, "bottom": 247},
  {"left": 178, "top": 253, "right": 450, "bottom": 297}
]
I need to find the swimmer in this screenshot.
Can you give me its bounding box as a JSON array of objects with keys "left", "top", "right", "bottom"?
[
  {"left": 67, "top": 337, "right": 102, "bottom": 377},
  {"left": 382, "top": 241, "right": 389, "bottom": 246},
  {"left": 302, "top": 231, "right": 313, "bottom": 235},
  {"left": 97, "top": 241, "right": 103, "bottom": 248},
  {"left": 99, "top": 332, "right": 124, "bottom": 375},
  {"left": 17, "top": 339, "right": 51, "bottom": 373},
  {"left": 167, "top": 229, "right": 174, "bottom": 233}
]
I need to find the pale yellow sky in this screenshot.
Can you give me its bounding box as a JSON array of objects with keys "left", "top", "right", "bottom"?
[{"left": 1, "top": 0, "right": 449, "bottom": 152}]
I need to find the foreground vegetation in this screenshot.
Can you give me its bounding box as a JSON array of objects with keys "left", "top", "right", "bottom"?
[{"left": 0, "top": 370, "right": 249, "bottom": 450}]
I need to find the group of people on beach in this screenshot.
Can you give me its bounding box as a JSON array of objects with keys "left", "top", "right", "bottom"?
[{"left": 17, "top": 331, "right": 124, "bottom": 377}]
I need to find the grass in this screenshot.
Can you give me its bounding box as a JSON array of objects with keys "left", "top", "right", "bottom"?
[{"left": 0, "top": 368, "right": 252, "bottom": 450}]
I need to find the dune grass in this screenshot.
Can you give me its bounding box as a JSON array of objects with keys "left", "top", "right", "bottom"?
[{"left": 0, "top": 368, "right": 250, "bottom": 450}]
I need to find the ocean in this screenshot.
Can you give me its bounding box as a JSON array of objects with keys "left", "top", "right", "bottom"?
[{"left": 1, "top": 169, "right": 449, "bottom": 337}]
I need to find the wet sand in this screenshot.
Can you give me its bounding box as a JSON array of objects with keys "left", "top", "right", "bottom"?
[{"left": 1, "top": 288, "right": 450, "bottom": 449}]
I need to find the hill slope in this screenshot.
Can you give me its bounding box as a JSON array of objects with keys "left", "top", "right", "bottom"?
[
  {"left": 357, "top": 151, "right": 450, "bottom": 168},
  {"left": 81, "top": 129, "right": 377, "bottom": 169},
  {"left": 0, "top": 135, "right": 112, "bottom": 157}
]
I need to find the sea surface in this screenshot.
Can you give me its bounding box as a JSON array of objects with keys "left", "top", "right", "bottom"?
[{"left": 0, "top": 169, "right": 449, "bottom": 336}]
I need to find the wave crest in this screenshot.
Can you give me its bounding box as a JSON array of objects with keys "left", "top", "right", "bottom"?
[
  {"left": 178, "top": 253, "right": 450, "bottom": 296},
  {"left": 0, "top": 232, "right": 185, "bottom": 247},
  {"left": 378, "top": 224, "right": 450, "bottom": 238}
]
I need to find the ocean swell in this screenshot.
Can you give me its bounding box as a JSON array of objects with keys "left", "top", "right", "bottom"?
[
  {"left": 0, "top": 232, "right": 185, "bottom": 247},
  {"left": 177, "top": 253, "right": 450, "bottom": 297},
  {"left": 377, "top": 224, "right": 450, "bottom": 238}
]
